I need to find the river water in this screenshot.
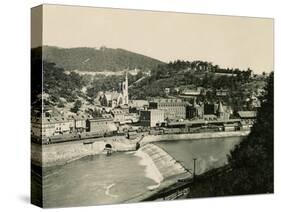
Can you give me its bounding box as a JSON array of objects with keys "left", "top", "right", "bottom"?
[
  {"left": 156, "top": 136, "right": 242, "bottom": 175},
  {"left": 40, "top": 136, "right": 243, "bottom": 207}
]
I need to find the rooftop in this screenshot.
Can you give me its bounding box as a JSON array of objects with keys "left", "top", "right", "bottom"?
[
  {"left": 237, "top": 111, "right": 257, "bottom": 118},
  {"left": 149, "top": 98, "right": 183, "bottom": 103}
]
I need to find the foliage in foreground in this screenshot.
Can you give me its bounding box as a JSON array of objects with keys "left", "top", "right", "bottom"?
[{"left": 188, "top": 73, "right": 274, "bottom": 197}]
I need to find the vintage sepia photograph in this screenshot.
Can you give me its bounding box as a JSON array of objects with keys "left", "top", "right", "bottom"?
[{"left": 31, "top": 4, "right": 274, "bottom": 208}]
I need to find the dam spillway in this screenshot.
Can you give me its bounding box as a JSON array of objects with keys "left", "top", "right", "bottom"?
[{"left": 137, "top": 144, "right": 189, "bottom": 180}]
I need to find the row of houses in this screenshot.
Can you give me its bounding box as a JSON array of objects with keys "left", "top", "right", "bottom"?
[
  {"left": 31, "top": 115, "right": 88, "bottom": 138},
  {"left": 31, "top": 113, "right": 118, "bottom": 138},
  {"left": 32, "top": 97, "right": 257, "bottom": 138},
  {"left": 32, "top": 106, "right": 143, "bottom": 138}
]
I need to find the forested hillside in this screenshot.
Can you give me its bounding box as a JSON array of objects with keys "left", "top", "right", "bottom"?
[
  {"left": 129, "top": 60, "right": 265, "bottom": 111},
  {"left": 42, "top": 46, "right": 164, "bottom": 72}
]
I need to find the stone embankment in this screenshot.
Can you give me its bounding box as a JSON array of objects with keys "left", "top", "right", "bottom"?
[
  {"left": 140, "top": 130, "right": 250, "bottom": 145},
  {"left": 32, "top": 130, "right": 250, "bottom": 168},
  {"left": 31, "top": 137, "right": 137, "bottom": 167}
]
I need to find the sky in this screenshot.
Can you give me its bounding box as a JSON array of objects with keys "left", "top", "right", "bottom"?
[{"left": 33, "top": 4, "right": 274, "bottom": 74}]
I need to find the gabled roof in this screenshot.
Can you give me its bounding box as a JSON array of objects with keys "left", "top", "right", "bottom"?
[
  {"left": 104, "top": 91, "right": 122, "bottom": 101},
  {"left": 237, "top": 111, "right": 257, "bottom": 118}
]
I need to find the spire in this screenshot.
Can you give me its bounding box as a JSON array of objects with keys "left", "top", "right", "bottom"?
[
  {"left": 217, "top": 101, "right": 224, "bottom": 113},
  {"left": 122, "top": 71, "right": 129, "bottom": 105}
]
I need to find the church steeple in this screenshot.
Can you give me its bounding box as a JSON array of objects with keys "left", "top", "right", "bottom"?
[
  {"left": 217, "top": 101, "right": 225, "bottom": 119},
  {"left": 122, "top": 72, "right": 129, "bottom": 105}
]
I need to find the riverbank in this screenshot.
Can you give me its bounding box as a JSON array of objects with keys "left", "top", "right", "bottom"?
[
  {"left": 140, "top": 130, "right": 250, "bottom": 145},
  {"left": 32, "top": 132, "right": 248, "bottom": 206},
  {"left": 124, "top": 172, "right": 190, "bottom": 203},
  {"left": 138, "top": 165, "right": 232, "bottom": 202},
  {"left": 32, "top": 136, "right": 137, "bottom": 168},
  {"left": 32, "top": 130, "right": 250, "bottom": 168}
]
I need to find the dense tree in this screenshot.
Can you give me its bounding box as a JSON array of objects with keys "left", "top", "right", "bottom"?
[
  {"left": 31, "top": 47, "right": 43, "bottom": 111},
  {"left": 42, "top": 46, "right": 163, "bottom": 72},
  {"left": 42, "top": 61, "right": 85, "bottom": 105},
  {"left": 188, "top": 73, "right": 274, "bottom": 197},
  {"left": 227, "top": 72, "right": 273, "bottom": 194},
  {"left": 70, "top": 100, "right": 82, "bottom": 114}
]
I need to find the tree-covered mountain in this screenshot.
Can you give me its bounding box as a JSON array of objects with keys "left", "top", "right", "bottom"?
[{"left": 42, "top": 46, "right": 164, "bottom": 72}]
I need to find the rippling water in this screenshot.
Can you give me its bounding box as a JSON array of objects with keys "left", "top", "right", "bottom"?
[{"left": 39, "top": 136, "right": 243, "bottom": 207}]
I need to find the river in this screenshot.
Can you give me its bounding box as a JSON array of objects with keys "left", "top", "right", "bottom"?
[{"left": 38, "top": 136, "right": 243, "bottom": 207}]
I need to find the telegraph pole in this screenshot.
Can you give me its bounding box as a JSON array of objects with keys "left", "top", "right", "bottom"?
[{"left": 193, "top": 158, "right": 197, "bottom": 182}]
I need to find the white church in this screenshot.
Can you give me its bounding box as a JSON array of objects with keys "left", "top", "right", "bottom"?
[{"left": 98, "top": 73, "right": 129, "bottom": 108}]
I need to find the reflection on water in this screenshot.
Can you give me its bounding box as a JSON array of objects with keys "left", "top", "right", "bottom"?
[{"left": 40, "top": 136, "right": 243, "bottom": 207}]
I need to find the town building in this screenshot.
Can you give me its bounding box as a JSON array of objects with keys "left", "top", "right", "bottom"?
[
  {"left": 70, "top": 114, "right": 90, "bottom": 133},
  {"left": 180, "top": 87, "right": 201, "bottom": 97},
  {"left": 98, "top": 73, "right": 129, "bottom": 108},
  {"left": 215, "top": 89, "right": 229, "bottom": 97},
  {"left": 149, "top": 98, "right": 186, "bottom": 120},
  {"left": 127, "top": 131, "right": 138, "bottom": 139},
  {"left": 128, "top": 100, "right": 149, "bottom": 109},
  {"left": 124, "top": 113, "right": 139, "bottom": 123},
  {"left": 139, "top": 109, "right": 165, "bottom": 127},
  {"left": 128, "top": 100, "right": 149, "bottom": 113},
  {"left": 237, "top": 111, "right": 257, "bottom": 128},
  {"left": 164, "top": 87, "right": 170, "bottom": 95},
  {"left": 203, "top": 114, "right": 217, "bottom": 121},
  {"left": 237, "top": 111, "right": 257, "bottom": 120},
  {"left": 111, "top": 108, "right": 126, "bottom": 124},
  {"left": 204, "top": 103, "right": 217, "bottom": 115},
  {"left": 31, "top": 116, "right": 75, "bottom": 138},
  {"left": 223, "top": 123, "right": 238, "bottom": 131},
  {"left": 31, "top": 117, "right": 46, "bottom": 138},
  {"left": 204, "top": 102, "right": 233, "bottom": 117},
  {"left": 186, "top": 98, "right": 204, "bottom": 119},
  {"left": 86, "top": 115, "right": 117, "bottom": 135}
]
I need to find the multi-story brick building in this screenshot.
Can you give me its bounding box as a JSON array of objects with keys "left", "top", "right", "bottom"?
[
  {"left": 139, "top": 109, "right": 165, "bottom": 127},
  {"left": 149, "top": 98, "right": 186, "bottom": 120},
  {"left": 86, "top": 115, "right": 117, "bottom": 135}
]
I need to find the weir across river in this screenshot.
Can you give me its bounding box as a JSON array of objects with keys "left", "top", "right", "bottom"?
[
  {"left": 137, "top": 144, "right": 190, "bottom": 180},
  {"left": 38, "top": 136, "right": 243, "bottom": 207}
]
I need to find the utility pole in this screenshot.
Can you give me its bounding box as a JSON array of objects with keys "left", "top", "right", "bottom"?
[{"left": 193, "top": 158, "right": 197, "bottom": 182}]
